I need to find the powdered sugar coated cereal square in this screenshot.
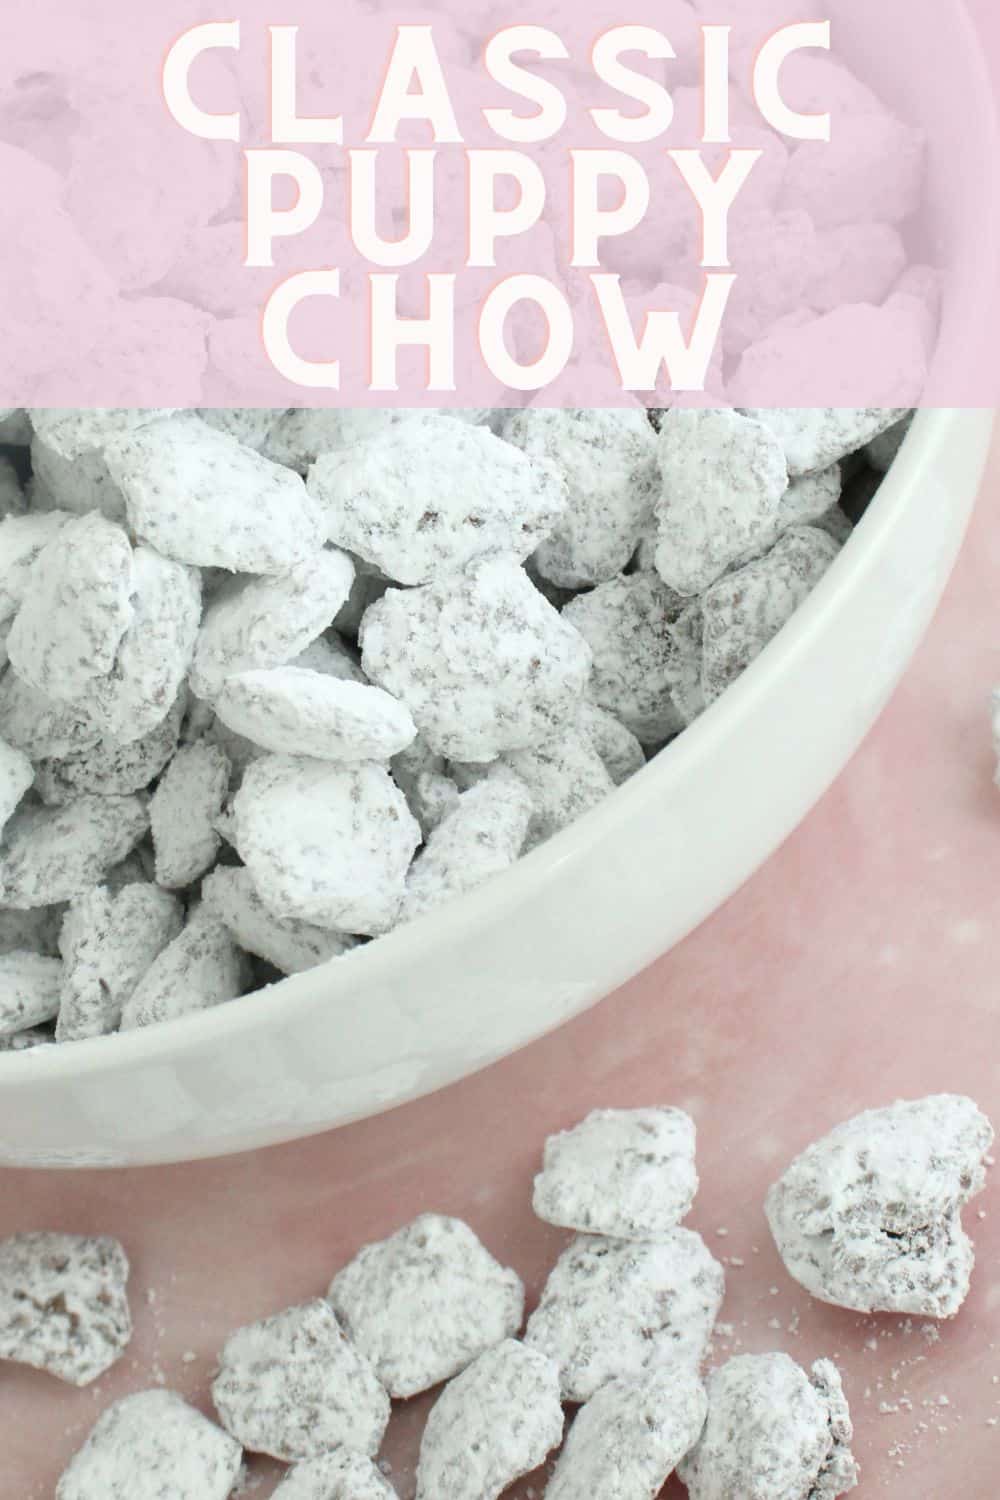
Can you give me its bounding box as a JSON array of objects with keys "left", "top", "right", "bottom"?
[
  {"left": 0, "top": 950, "right": 63, "bottom": 1035},
  {"left": 546, "top": 1364, "right": 708, "bottom": 1500},
  {"left": 118, "top": 908, "right": 246, "bottom": 1031},
  {"left": 106, "top": 416, "right": 326, "bottom": 573},
  {"left": 309, "top": 415, "right": 566, "bottom": 585},
  {"left": 361, "top": 557, "right": 592, "bottom": 762},
  {"left": 504, "top": 729, "right": 614, "bottom": 847},
  {"left": 765, "top": 1094, "right": 994, "bottom": 1317},
  {"left": 328, "top": 1213, "right": 525, "bottom": 1399},
  {"left": 211, "top": 1298, "right": 390, "bottom": 1463},
  {"left": 0, "top": 794, "right": 149, "bottom": 907},
  {"left": 654, "top": 409, "right": 788, "bottom": 597},
  {"left": 0, "top": 736, "right": 33, "bottom": 837},
  {"left": 415, "top": 1339, "right": 563, "bottom": 1500},
  {"left": 524, "top": 1229, "right": 724, "bottom": 1402},
  {"left": 56, "top": 1389, "right": 242, "bottom": 1500},
  {"left": 533, "top": 1107, "right": 698, "bottom": 1241},
  {"left": 202, "top": 866, "right": 356, "bottom": 976},
  {"left": 57, "top": 884, "right": 184, "bottom": 1041},
  {"left": 232, "top": 756, "right": 420, "bottom": 935},
  {"left": 150, "top": 742, "right": 231, "bottom": 888},
  {"left": 0, "top": 1231, "right": 131, "bottom": 1386},
  {"left": 678, "top": 1353, "right": 858, "bottom": 1500},
  {"left": 502, "top": 406, "right": 658, "bottom": 589},
  {"left": 190, "top": 551, "right": 354, "bottom": 701},
  {"left": 273, "top": 1452, "right": 398, "bottom": 1500},
  {"left": 400, "top": 769, "right": 533, "bottom": 924},
  {"left": 213, "top": 669, "right": 417, "bottom": 763}
]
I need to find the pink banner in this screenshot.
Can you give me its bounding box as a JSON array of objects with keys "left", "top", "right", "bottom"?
[{"left": 0, "top": 0, "right": 995, "bottom": 407}]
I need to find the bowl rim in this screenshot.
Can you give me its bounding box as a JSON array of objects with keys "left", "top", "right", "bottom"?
[{"left": 0, "top": 406, "right": 990, "bottom": 1085}]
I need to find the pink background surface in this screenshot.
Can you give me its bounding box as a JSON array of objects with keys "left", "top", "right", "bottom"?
[{"left": 1, "top": 428, "right": 998, "bottom": 1494}]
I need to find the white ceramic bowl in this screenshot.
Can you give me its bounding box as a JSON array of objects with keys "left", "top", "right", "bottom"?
[{"left": 0, "top": 6, "right": 995, "bottom": 1168}]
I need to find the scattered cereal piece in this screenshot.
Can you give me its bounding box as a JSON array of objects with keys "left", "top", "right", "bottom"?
[
  {"left": 232, "top": 756, "right": 419, "bottom": 935},
  {"left": 6, "top": 513, "right": 134, "bottom": 702},
  {"left": 524, "top": 1229, "right": 724, "bottom": 1401},
  {"left": 150, "top": 742, "right": 231, "bottom": 888},
  {"left": 329, "top": 1214, "right": 525, "bottom": 1399},
  {"left": 562, "top": 573, "right": 686, "bottom": 744},
  {"left": 118, "top": 908, "right": 246, "bottom": 1030},
  {"left": 56, "top": 1388, "right": 242, "bottom": 1500},
  {"left": 190, "top": 551, "right": 355, "bottom": 701},
  {"left": 309, "top": 416, "right": 566, "bottom": 585},
  {"left": 533, "top": 1107, "right": 698, "bottom": 1240},
  {"left": 400, "top": 769, "right": 533, "bottom": 924},
  {"left": 0, "top": 1231, "right": 131, "bottom": 1385},
  {"left": 678, "top": 1353, "right": 858, "bottom": 1500},
  {"left": 701, "top": 527, "right": 840, "bottom": 705},
  {"left": 0, "top": 794, "right": 149, "bottom": 907},
  {"left": 57, "top": 884, "right": 184, "bottom": 1041},
  {"left": 653, "top": 409, "right": 788, "bottom": 596},
  {"left": 0, "top": 949, "right": 62, "bottom": 1035},
  {"left": 546, "top": 1364, "right": 708, "bottom": 1500},
  {"left": 0, "top": 735, "right": 33, "bottom": 836},
  {"left": 765, "top": 1095, "right": 994, "bottom": 1317},
  {"left": 415, "top": 1339, "right": 563, "bottom": 1500},
  {"left": 212, "top": 1298, "right": 390, "bottom": 1463},
  {"left": 504, "top": 729, "right": 614, "bottom": 846},
  {"left": 202, "top": 866, "right": 355, "bottom": 976},
  {"left": 34, "top": 694, "right": 185, "bottom": 804},
  {"left": 273, "top": 1452, "right": 398, "bottom": 1500},
  {"left": 363, "top": 558, "right": 591, "bottom": 763},
  {"left": 84, "top": 545, "right": 202, "bottom": 745},
  {"left": 502, "top": 406, "right": 658, "bottom": 588},
  {"left": 214, "top": 669, "right": 417, "bottom": 763},
  {"left": 107, "top": 416, "right": 327, "bottom": 573}
]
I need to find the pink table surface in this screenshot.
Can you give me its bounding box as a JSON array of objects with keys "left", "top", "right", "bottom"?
[{"left": 2, "top": 431, "right": 998, "bottom": 1499}]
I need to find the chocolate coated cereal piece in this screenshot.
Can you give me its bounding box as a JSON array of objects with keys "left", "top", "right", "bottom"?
[
  {"left": 0, "top": 949, "right": 62, "bottom": 1035},
  {"left": 107, "top": 416, "right": 326, "bottom": 573},
  {"left": 780, "top": 113, "right": 924, "bottom": 229},
  {"left": 415, "top": 1339, "right": 563, "bottom": 1500},
  {"left": 0, "top": 1231, "right": 131, "bottom": 1385},
  {"left": 56, "top": 1388, "right": 242, "bottom": 1500},
  {"left": 0, "top": 670, "right": 102, "bottom": 762},
  {"left": 360, "top": 557, "right": 592, "bottom": 763},
  {"left": 0, "top": 794, "right": 149, "bottom": 907},
  {"left": 654, "top": 409, "right": 788, "bottom": 597},
  {"left": 202, "top": 866, "right": 355, "bottom": 976},
  {"left": 7, "top": 513, "right": 134, "bottom": 702},
  {"left": 678, "top": 1353, "right": 859, "bottom": 1500},
  {"left": 273, "top": 1452, "right": 398, "bottom": 1500},
  {"left": 329, "top": 1213, "right": 525, "bottom": 1398},
  {"left": 150, "top": 742, "right": 231, "bottom": 888},
  {"left": 214, "top": 668, "right": 417, "bottom": 763},
  {"left": 309, "top": 415, "right": 566, "bottom": 585},
  {"left": 701, "top": 527, "right": 840, "bottom": 706},
  {"left": 577, "top": 702, "right": 646, "bottom": 786},
  {"left": 232, "top": 756, "right": 420, "bottom": 935},
  {"left": 57, "top": 883, "right": 184, "bottom": 1041},
  {"left": 546, "top": 1365, "right": 708, "bottom": 1500},
  {"left": 212, "top": 1298, "right": 390, "bottom": 1462},
  {"left": 766, "top": 1094, "right": 994, "bottom": 1317},
  {"left": 30, "top": 435, "right": 128, "bottom": 522},
  {"left": 84, "top": 547, "right": 202, "bottom": 745},
  {"left": 533, "top": 1107, "right": 698, "bottom": 1241},
  {"left": 190, "top": 550, "right": 355, "bottom": 701},
  {"left": 524, "top": 1229, "right": 724, "bottom": 1402},
  {"left": 399, "top": 769, "right": 533, "bottom": 925},
  {"left": 561, "top": 573, "right": 686, "bottom": 745},
  {"left": 502, "top": 406, "right": 658, "bottom": 589}
]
